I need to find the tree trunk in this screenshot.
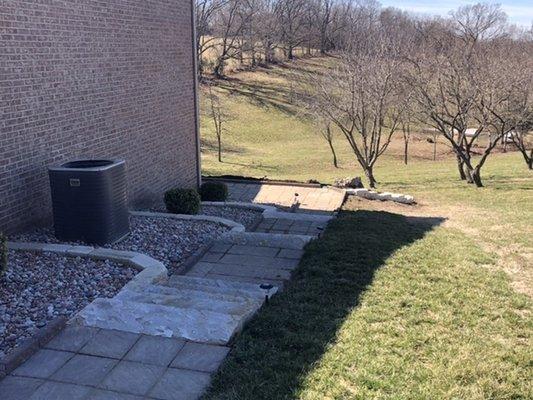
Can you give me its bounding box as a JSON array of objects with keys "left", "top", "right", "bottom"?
[
  {"left": 404, "top": 137, "right": 409, "bottom": 165},
  {"left": 288, "top": 46, "right": 294, "bottom": 60},
  {"left": 470, "top": 168, "right": 483, "bottom": 187},
  {"left": 214, "top": 59, "right": 225, "bottom": 78},
  {"left": 457, "top": 156, "right": 467, "bottom": 180},
  {"left": 217, "top": 135, "right": 222, "bottom": 163},
  {"left": 328, "top": 140, "right": 339, "bottom": 168},
  {"left": 365, "top": 167, "right": 377, "bottom": 188},
  {"left": 518, "top": 149, "right": 532, "bottom": 170}
]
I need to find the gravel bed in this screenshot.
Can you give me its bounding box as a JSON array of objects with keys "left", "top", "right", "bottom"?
[
  {"left": 0, "top": 250, "right": 136, "bottom": 358},
  {"left": 149, "top": 205, "right": 263, "bottom": 229},
  {"left": 201, "top": 205, "right": 263, "bottom": 229},
  {"left": 13, "top": 216, "right": 229, "bottom": 275}
]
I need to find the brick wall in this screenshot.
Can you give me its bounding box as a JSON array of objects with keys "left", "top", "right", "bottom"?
[{"left": 0, "top": 0, "right": 200, "bottom": 233}]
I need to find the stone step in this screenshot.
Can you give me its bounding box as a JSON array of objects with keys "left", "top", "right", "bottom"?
[
  {"left": 115, "top": 288, "right": 262, "bottom": 316},
  {"left": 215, "top": 231, "right": 313, "bottom": 250},
  {"left": 75, "top": 298, "right": 250, "bottom": 345},
  {"left": 165, "top": 275, "right": 278, "bottom": 299},
  {"left": 127, "top": 282, "right": 262, "bottom": 304}
]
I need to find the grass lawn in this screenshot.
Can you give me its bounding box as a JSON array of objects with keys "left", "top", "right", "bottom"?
[
  {"left": 200, "top": 57, "right": 532, "bottom": 399},
  {"left": 204, "top": 208, "right": 531, "bottom": 399}
]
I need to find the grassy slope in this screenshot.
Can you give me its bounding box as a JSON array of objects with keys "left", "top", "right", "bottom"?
[
  {"left": 204, "top": 211, "right": 531, "bottom": 399},
  {"left": 201, "top": 58, "right": 531, "bottom": 252},
  {"left": 200, "top": 57, "right": 532, "bottom": 399}
]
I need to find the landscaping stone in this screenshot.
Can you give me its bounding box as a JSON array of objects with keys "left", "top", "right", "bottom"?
[
  {"left": 334, "top": 176, "right": 364, "bottom": 188},
  {"left": 75, "top": 298, "right": 246, "bottom": 345},
  {"left": 200, "top": 205, "right": 263, "bottom": 229},
  {"left": 13, "top": 216, "right": 229, "bottom": 276},
  {"left": 0, "top": 250, "right": 135, "bottom": 358}
]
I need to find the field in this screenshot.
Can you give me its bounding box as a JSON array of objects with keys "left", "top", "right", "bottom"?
[{"left": 200, "top": 57, "right": 532, "bottom": 399}]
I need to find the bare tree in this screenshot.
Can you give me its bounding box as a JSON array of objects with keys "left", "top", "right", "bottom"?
[
  {"left": 409, "top": 4, "right": 531, "bottom": 186},
  {"left": 211, "top": 0, "right": 251, "bottom": 77},
  {"left": 196, "top": 0, "right": 228, "bottom": 78},
  {"left": 301, "top": 28, "right": 408, "bottom": 187},
  {"left": 274, "top": 0, "right": 308, "bottom": 60},
  {"left": 205, "top": 83, "right": 232, "bottom": 162}
]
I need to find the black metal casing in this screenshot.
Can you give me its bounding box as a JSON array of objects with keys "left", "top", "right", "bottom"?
[{"left": 48, "top": 159, "right": 130, "bottom": 245}]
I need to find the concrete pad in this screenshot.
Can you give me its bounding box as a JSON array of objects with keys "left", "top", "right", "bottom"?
[
  {"left": 277, "top": 249, "right": 304, "bottom": 260},
  {"left": 28, "top": 381, "right": 92, "bottom": 400},
  {"left": 170, "top": 342, "right": 230, "bottom": 373},
  {"left": 149, "top": 368, "right": 211, "bottom": 400},
  {"left": 80, "top": 329, "right": 140, "bottom": 359},
  {"left": 0, "top": 376, "right": 44, "bottom": 400},
  {"left": 12, "top": 349, "right": 73, "bottom": 379},
  {"left": 227, "top": 245, "right": 280, "bottom": 257},
  {"left": 124, "top": 335, "right": 185, "bottom": 367},
  {"left": 85, "top": 389, "right": 144, "bottom": 400},
  {"left": 207, "top": 263, "right": 291, "bottom": 281},
  {"left": 99, "top": 361, "right": 165, "bottom": 396},
  {"left": 51, "top": 354, "right": 117, "bottom": 386},
  {"left": 45, "top": 325, "right": 100, "bottom": 352},
  {"left": 218, "top": 254, "right": 299, "bottom": 270}
]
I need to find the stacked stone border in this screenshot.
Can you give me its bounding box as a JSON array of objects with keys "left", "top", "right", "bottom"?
[
  {"left": 1, "top": 212, "right": 247, "bottom": 376},
  {"left": 346, "top": 188, "right": 416, "bottom": 205}
]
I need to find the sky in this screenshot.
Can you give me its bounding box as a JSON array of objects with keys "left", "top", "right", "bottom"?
[{"left": 380, "top": 1, "right": 533, "bottom": 27}]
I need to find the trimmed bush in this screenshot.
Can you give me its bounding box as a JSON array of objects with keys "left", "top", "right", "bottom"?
[
  {"left": 164, "top": 188, "right": 201, "bottom": 215},
  {"left": 0, "top": 232, "right": 7, "bottom": 276},
  {"left": 200, "top": 181, "right": 228, "bottom": 202}
]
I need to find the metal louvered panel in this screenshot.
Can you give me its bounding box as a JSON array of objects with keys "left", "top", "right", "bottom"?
[{"left": 49, "top": 160, "right": 130, "bottom": 245}]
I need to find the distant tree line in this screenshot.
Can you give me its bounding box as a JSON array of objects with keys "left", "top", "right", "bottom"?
[
  {"left": 298, "top": 2, "right": 532, "bottom": 187},
  {"left": 195, "top": 0, "right": 371, "bottom": 78}
]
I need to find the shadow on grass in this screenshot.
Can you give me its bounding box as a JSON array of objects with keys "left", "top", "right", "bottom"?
[{"left": 203, "top": 210, "right": 444, "bottom": 400}]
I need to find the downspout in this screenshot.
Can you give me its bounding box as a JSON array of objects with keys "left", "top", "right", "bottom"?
[{"left": 189, "top": 0, "right": 202, "bottom": 188}]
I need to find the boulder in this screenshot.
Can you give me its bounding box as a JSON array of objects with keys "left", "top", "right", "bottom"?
[{"left": 334, "top": 177, "right": 364, "bottom": 189}]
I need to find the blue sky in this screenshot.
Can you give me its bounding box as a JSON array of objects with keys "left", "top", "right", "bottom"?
[{"left": 380, "top": 1, "right": 533, "bottom": 27}]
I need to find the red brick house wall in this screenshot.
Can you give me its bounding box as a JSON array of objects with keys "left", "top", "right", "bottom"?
[{"left": 0, "top": 0, "right": 200, "bottom": 233}]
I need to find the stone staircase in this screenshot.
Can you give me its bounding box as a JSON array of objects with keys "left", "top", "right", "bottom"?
[
  {"left": 75, "top": 275, "right": 276, "bottom": 345},
  {"left": 75, "top": 210, "right": 330, "bottom": 346}
]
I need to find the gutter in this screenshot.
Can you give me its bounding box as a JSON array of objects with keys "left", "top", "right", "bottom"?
[{"left": 189, "top": 0, "right": 202, "bottom": 188}]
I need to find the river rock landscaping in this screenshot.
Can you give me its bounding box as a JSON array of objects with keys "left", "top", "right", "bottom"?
[
  {"left": 201, "top": 205, "right": 263, "bottom": 229},
  {"left": 148, "top": 204, "right": 263, "bottom": 229},
  {"left": 13, "top": 216, "right": 229, "bottom": 275},
  {"left": 0, "top": 250, "right": 136, "bottom": 358}
]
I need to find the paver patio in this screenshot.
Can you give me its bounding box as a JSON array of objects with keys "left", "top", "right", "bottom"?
[
  {"left": 226, "top": 182, "right": 345, "bottom": 213},
  {"left": 2, "top": 326, "right": 228, "bottom": 400}
]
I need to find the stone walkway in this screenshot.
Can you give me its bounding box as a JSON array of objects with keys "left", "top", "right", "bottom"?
[
  {"left": 2, "top": 204, "right": 335, "bottom": 400},
  {"left": 226, "top": 182, "right": 345, "bottom": 213},
  {"left": 1, "top": 325, "right": 228, "bottom": 399}
]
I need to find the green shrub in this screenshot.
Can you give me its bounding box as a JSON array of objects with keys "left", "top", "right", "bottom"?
[
  {"left": 164, "top": 188, "right": 201, "bottom": 215},
  {"left": 200, "top": 181, "right": 228, "bottom": 202},
  {"left": 0, "top": 232, "right": 7, "bottom": 276}
]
